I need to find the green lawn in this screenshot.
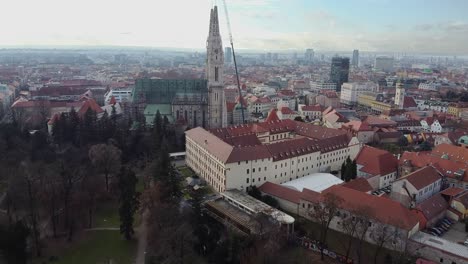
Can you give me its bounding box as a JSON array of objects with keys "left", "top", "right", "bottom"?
[
  {"left": 178, "top": 166, "right": 194, "bottom": 178},
  {"left": 94, "top": 203, "right": 120, "bottom": 228},
  {"left": 35, "top": 230, "right": 136, "bottom": 264}
]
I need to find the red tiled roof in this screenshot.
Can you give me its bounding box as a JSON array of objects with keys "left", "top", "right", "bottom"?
[
  {"left": 414, "top": 194, "right": 448, "bottom": 221},
  {"left": 432, "top": 143, "right": 468, "bottom": 164},
  {"left": 355, "top": 145, "right": 398, "bottom": 176},
  {"left": 300, "top": 188, "right": 321, "bottom": 203},
  {"left": 342, "top": 121, "right": 373, "bottom": 132},
  {"left": 322, "top": 185, "right": 419, "bottom": 230},
  {"left": 280, "top": 107, "right": 296, "bottom": 115},
  {"left": 454, "top": 191, "right": 468, "bottom": 207},
  {"left": 403, "top": 96, "right": 417, "bottom": 108},
  {"left": 265, "top": 108, "right": 280, "bottom": 122},
  {"left": 440, "top": 187, "right": 465, "bottom": 197},
  {"left": 397, "top": 166, "right": 441, "bottom": 190},
  {"left": 259, "top": 182, "right": 302, "bottom": 203},
  {"left": 364, "top": 116, "right": 397, "bottom": 127},
  {"left": 341, "top": 178, "right": 373, "bottom": 193},
  {"left": 77, "top": 98, "right": 103, "bottom": 116},
  {"left": 109, "top": 96, "right": 117, "bottom": 105},
  {"left": 301, "top": 104, "right": 322, "bottom": 112}
]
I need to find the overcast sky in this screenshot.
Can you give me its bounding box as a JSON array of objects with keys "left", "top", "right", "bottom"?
[{"left": 1, "top": 0, "right": 468, "bottom": 54}]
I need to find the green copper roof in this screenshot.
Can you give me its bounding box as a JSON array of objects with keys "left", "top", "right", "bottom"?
[{"left": 133, "top": 79, "right": 208, "bottom": 104}]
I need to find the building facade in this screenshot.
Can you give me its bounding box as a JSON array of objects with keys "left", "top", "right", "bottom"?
[
  {"left": 185, "top": 120, "right": 361, "bottom": 192},
  {"left": 330, "top": 57, "right": 350, "bottom": 92}
]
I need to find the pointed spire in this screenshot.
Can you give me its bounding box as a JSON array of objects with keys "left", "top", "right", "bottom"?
[{"left": 208, "top": 6, "right": 220, "bottom": 37}]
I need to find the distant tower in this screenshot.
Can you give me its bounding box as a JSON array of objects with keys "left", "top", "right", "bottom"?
[
  {"left": 305, "top": 49, "right": 314, "bottom": 64},
  {"left": 395, "top": 80, "right": 405, "bottom": 109},
  {"left": 352, "top": 50, "right": 359, "bottom": 67},
  {"left": 224, "top": 47, "right": 232, "bottom": 64},
  {"left": 206, "top": 5, "right": 227, "bottom": 128},
  {"left": 330, "top": 56, "right": 350, "bottom": 92}
]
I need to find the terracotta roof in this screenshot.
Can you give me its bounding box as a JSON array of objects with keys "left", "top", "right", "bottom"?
[
  {"left": 259, "top": 182, "right": 302, "bottom": 203},
  {"left": 400, "top": 151, "right": 468, "bottom": 182},
  {"left": 341, "top": 178, "right": 373, "bottom": 193},
  {"left": 77, "top": 98, "right": 104, "bottom": 116},
  {"left": 342, "top": 121, "right": 373, "bottom": 132},
  {"left": 432, "top": 144, "right": 468, "bottom": 164},
  {"left": 355, "top": 145, "right": 398, "bottom": 176},
  {"left": 280, "top": 107, "right": 296, "bottom": 115},
  {"left": 414, "top": 194, "right": 448, "bottom": 221},
  {"left": 254, "top": 97, "right": 271, "bottom": 104},
  {"left": 267, "top": 138, "right": 320, "bottom": 161},
  {"left": 403, "top": 96, "right": 417, "bottom": 108},
  {"left": 301, "top": 104, "right": 323, "bottom": 112},
  {"left": 322, "top": 185, "right": 419, "bottom": 230},
  {"left": 265, "top": 108, "right": 280, "bottom": 122},
  {"left": 364, "top": 116, "right": 397, "bottom": 127},
  {"left": 300, "top": 188, "right": 321, "bottom": 203},
  {"left": 397, "top": 166, "right": 441, "bottom": 190},
  {"left": 109, "top": 96, "right": 117, "bottom": 105},
  {"left": 440, "top": 187, "right": 465, "bottom": 197},
  {"left": 185, "top": 127, "right": 234, "bottom": 163},
  {"left": 454, "top": 191, "right": 468, "bottom": 207}
]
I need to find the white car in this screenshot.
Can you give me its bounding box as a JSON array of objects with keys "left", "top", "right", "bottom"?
[{"left": 464, "top": 239, "right": 468, "bottom": 247}]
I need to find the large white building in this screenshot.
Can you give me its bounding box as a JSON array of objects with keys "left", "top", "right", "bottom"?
[
  {"left": 340, "top": 82, "right": 377, "bottom": 105},
  {"left": 104, "top": 88, "right": 133, "bottom": 105},
  {"left": 186, "top": 119, "right": 361, "bottom": 192},
  {"left": 309, "top": 81, "right": 336, "bottom": 92}
]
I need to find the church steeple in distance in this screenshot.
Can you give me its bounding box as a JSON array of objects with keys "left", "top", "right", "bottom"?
[{"left": 206, "top": 5, "right": 226, "bottom": 128}]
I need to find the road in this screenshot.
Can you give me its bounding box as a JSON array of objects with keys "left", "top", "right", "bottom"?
[{"left": 135, "top": 210, "right": 148, "bottom": 264}]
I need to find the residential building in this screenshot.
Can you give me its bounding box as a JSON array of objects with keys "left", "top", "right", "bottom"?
[
  {"left": 340, "top": 82, "right": 377, "bottom": 105},
  {"left": 104, "top": 87, "right": 133, "bottom": 105},
  {"left": 260, "top": 183, "right": 420, "bottom": 252},
  {"left": 448, "top": 102, "right": 468, "bottom": 118},
  {"left": 315, "top": 91, "right": 340, "bottom": 108},
  {"left": 309, "top": 81, "right": 336, "bottom": 92},
  {"left": 185, "top": 119, "right": 361, "bottom": 192},
  {"left": 277, "top": 107, "right": 298, "bottom": 120},
  {"left": 391, "top": 166, "right": 442, "bottom": 208},
  {"left": 342, "top": 121, "right": 374, "bottom": 144},
  {"left": 355, "top": 145, "right": 399, "bottom": 190},
  {"left": 299, "top": 104, "right": 322, "bottom": 121},
  {"left": 330, "top": 57, "right": 350, "bottom": 92}
]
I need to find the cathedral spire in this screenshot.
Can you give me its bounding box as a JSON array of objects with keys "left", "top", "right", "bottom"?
[{"left": 208, "top": 6, "right": 220, "bottom": 37}]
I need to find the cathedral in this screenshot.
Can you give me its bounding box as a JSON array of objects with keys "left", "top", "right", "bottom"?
[{"left": 132, "top": 5, "right": 227, "bottom": 129}]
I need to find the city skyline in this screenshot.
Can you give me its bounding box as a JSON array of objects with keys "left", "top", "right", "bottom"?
[{"left": 1, "top": 0, "right": 468, "bottom": 54}]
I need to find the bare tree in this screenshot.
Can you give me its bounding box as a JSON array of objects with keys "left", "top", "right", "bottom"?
[
  {"left": 308, "top": 192, "right": 344, "bottom": 261},
  {"left": 339, "top": 206, "right": 375, "bottom": 263},
  {"left": 354, "top": 207, "right": 375, "bottom": 264},
  {"left": 370, "top": 221, "right": 399, "bottom": 264},
  {"left": 88, "top": 143, "right": 121, "bottom": 192}
]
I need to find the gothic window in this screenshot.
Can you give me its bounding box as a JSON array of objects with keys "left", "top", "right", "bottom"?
[
  {"left": 176, "top": 110, "right": 179, "bottom": 119},
  {"left": 184, "top": 110, "right": 188, "bottom": 121},
  {"left": 215, "top": 67, "right": 219, "bottom": 82},
  {"left": 193, "top": 110, "right": 197, "bottom": 127}
]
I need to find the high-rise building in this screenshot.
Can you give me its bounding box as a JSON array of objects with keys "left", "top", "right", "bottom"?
[
  {"left": 374, "top": 56, "right": 394, "bottom": 72},
  {"left": 206, "top": 6, "right": 227, "bottom": 128},
  {"left": 330, "top": 57, "right": 350, "bottom": 92},
  {"left": 224, "top": 47, "right": 232, "bottom": 64},
  {"left": 352, "top": 49, "right": 359, "bottom": 67},
  {"left": 305, "top": 49, "right": 314, "bottom": 63}
]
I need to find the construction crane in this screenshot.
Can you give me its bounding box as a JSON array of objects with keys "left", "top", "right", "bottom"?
[{"left": 222, "top": 0, "right": 245, "bottom": 124}]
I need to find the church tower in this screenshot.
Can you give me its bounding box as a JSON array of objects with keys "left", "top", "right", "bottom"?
[
  {"left": 395, "top": 79, "right": 405, "bottom": 109},
  {"left": 206, "top": 6, "right": 227, "bottom": 128}
]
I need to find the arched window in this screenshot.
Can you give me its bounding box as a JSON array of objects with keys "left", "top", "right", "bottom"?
[
  {"left": 215, "top": 67, "right": 219, "bottom": 82},
  {"left": 184, "top": 110, "right": 188, "bottom": 121}
]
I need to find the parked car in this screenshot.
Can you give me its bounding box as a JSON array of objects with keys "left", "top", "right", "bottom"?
[
  {"left": 429, "top": 231, "right": 439, "bottom": 236},
  {"left": 438, "top": 222, "right": 450, "bottom": 229},
  {"left": 442, "top": 218, "right": 453, "bottom": 225},
  {"left": 429, "top": 227, "right": 442, "bottom": 236},
  {"left": 464, "top": 239, "right": 468, "bottom": 247}
]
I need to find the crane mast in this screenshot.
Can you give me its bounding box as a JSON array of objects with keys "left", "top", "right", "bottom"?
[{"left": 222, "top": 0, "right": 245, "bottom": 124}]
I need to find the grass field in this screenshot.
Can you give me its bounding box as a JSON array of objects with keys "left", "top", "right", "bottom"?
[
  {"left": 94, "top": 203, "right": 120, "bottom": 228},
  {"left": 178, "top": 166, "right": 194, "bottom": 178},
  {"left": 34, "top": 230, "right": 136, "bottom": 264}
]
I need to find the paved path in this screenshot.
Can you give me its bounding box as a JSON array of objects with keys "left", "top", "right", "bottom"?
[{"left": 135, "top": 210, "right": 148, "bottom": 264}]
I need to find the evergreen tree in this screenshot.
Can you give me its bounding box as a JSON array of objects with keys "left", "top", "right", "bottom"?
[
  {"left": 99, "top": 110, "right": 113, "bottom": 141},
  {"left": 340, "top": 163, "right": 346, "bottom": 181},
  {"left": 68, "top": 108, "right": 80, "bottom": 145},
  {"left": 351, "top": 160, "right": 357, "bottom": 180},
  {"left": 118, "top": 166, "right": 140, "bottom": 240},
  {"left": 153, "top": 142, "right": 181, "bottom": 201},
  {"left": 0, "top": 221, "right": 30, "bottom": 264},
  {"left": 152, "top": 110, "right": 163, "bottom": 153},
  {"left": 80, "top": 108, "right": 98, "bottom": 146}
]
